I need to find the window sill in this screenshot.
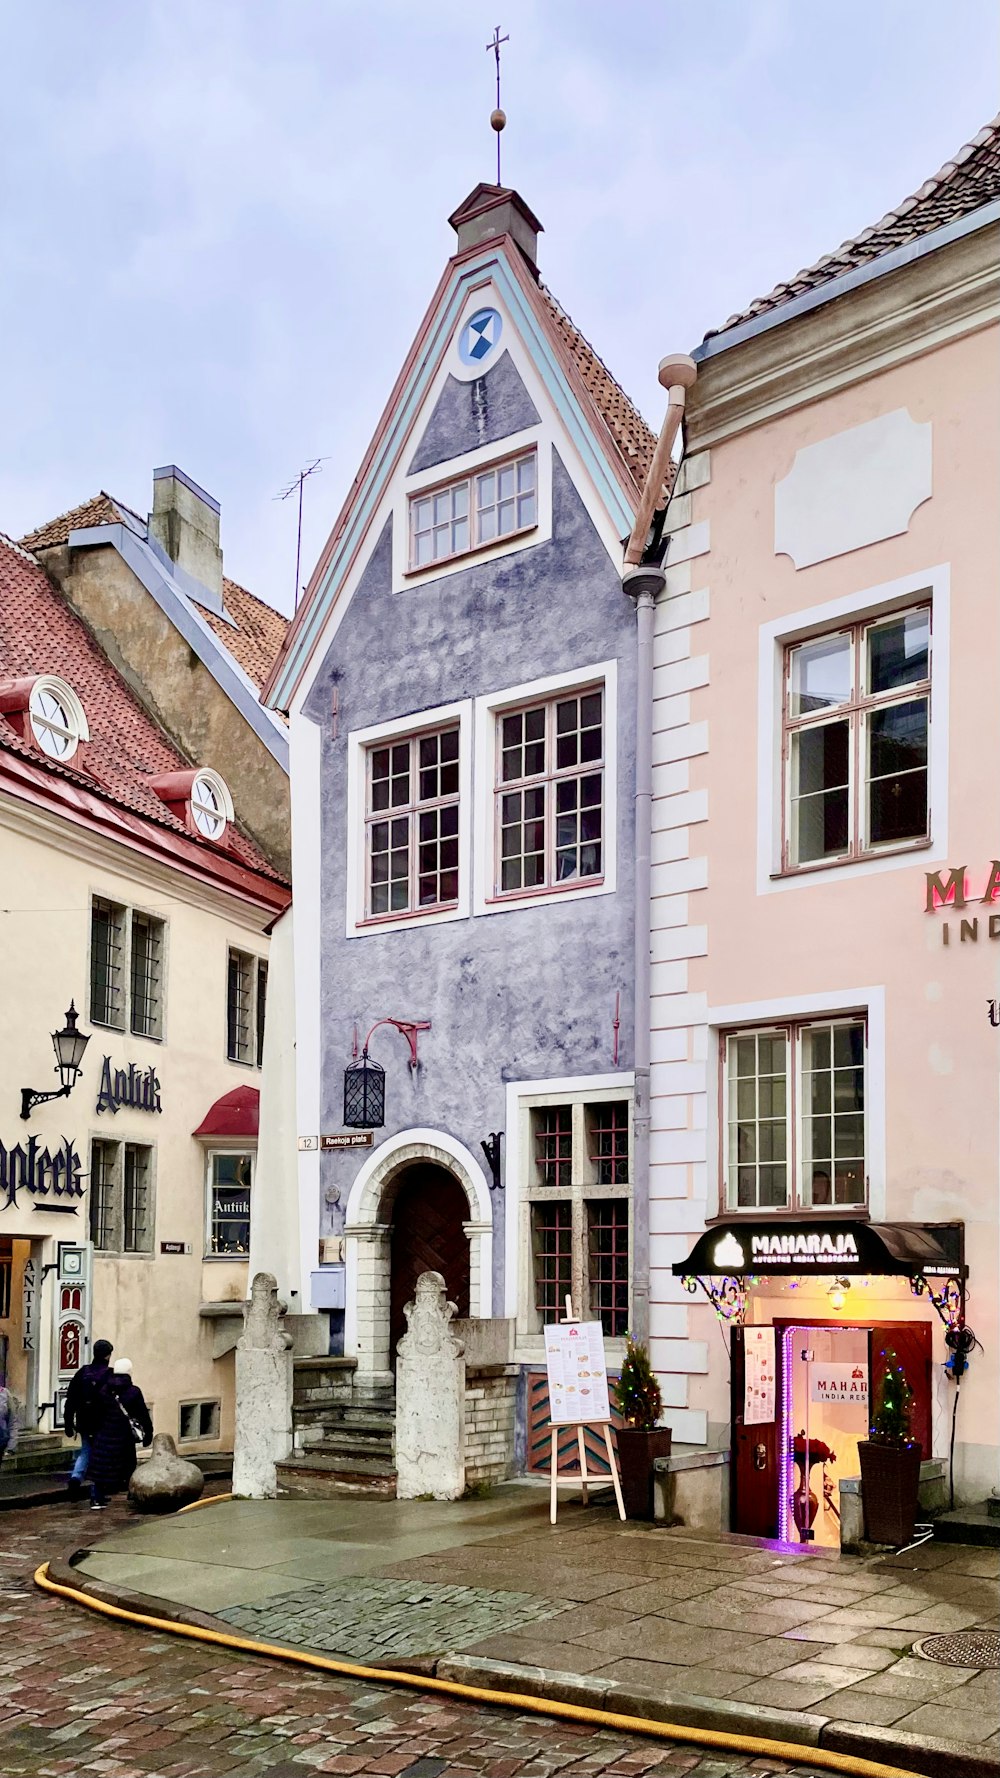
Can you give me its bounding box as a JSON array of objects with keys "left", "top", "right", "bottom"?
[
  {"left": 773, "top": 837, "right": 932, "bottom": 880},
  {"left": 485, "top": 876, "right": 606, "bottom": 908},
  {"left": 357, "top": 901, "right": 459, "bottom": 930},
  {"left": 203, "top": 1253, "right": 251, "bottom": 1263},
  {"left": 708, "top": 1207, "right": 870, "bottom": 1224},
  {"left": 403, "top": 521, "right": 538, "bottom": 579}
]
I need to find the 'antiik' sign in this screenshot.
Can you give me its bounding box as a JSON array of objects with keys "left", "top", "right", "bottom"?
[
  {"left": 96, "top": 1058, "right": 163, "bottom": 1116},
  {"left": 925, "top": 863, "right": 1000, "bottom": 946}
]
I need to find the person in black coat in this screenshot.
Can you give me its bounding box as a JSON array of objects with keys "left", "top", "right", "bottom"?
[
  {"left": 63, "top": 1338, "right": 114, "bottom": 1499},
  {"left": 88, "top": 1359, "right": 153, "bottom": 1510}
]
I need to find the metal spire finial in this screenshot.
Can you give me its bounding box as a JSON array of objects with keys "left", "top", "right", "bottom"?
[{"left": 486, "top": 24, "right": 509, "bottom": 186}]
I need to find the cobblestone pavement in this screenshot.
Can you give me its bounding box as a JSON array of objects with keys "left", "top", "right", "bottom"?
[
  {"left": 2, "top": 1499, "right": 825, "bottom": 1778},
  {"left": 218, "top": 1580, "right": 566, "bottom": 1662}
]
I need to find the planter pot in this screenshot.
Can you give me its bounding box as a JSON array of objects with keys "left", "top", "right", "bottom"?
[
  {"left": 615, "top": 1425, "right": 672, "bottom": 1520},
  {"left": 858, "top": 1440, "right": 922, "bottom": 1546}
]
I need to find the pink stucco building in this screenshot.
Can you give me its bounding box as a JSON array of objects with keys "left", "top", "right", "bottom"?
[{"left": 658, "top": 120, "right": 999, "bottom": 1537}]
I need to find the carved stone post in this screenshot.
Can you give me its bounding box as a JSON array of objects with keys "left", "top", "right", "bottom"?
[
  {"left": 395, "top": 1271, "right": 465, "bottom": 1501},
  {"left": 233, "top": 1271, "right": 293, "bottom": 1499}
]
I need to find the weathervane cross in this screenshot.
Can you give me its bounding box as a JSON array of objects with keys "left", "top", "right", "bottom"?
[{"left": 486, "top": 25, "right": 509, "bottom": 185}]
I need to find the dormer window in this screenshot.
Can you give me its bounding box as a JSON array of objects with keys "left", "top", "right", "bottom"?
[
  {"left": 147, "top": 767, "right": 234, "bottom": 843},
  {"left": 408, "top": 449, "right": 537, "bottom": 571},
  {"left": 0, "top": 675, "right": 89, "bottom": 761},
  {"left": 191, "top": 772, "right": 227, "bottom": 839}
]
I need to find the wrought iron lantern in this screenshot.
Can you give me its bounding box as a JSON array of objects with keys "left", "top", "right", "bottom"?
[
  {"left": 343, "top": 1049, "right": 385, "bottom": 1129},
  {"left": 21, "top": 1001, "right": 91, "bottom": 1120}
]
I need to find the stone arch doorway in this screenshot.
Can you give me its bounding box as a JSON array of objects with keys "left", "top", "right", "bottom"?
[
  {"left": 343, "top": 1129, "right": 493, "bottom": 1383},
  {"left": 388, "top": 1164, "right": 471, "bottom": 1364}
]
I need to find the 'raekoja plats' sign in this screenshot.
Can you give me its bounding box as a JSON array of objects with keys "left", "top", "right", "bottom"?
[{"left": 926, "top": 863, "right": 1000, "bottom": 945}]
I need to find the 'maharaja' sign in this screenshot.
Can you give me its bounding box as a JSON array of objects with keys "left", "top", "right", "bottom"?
[
  {"left": 926, "top": 862, "right": 1000, "bottom": 946},
  {"left": 811, "top": 1363, "right": 869, "bottom": 1407},
  {"left": 673, "top": 1219, "right": 964, "bottom": 1279}
]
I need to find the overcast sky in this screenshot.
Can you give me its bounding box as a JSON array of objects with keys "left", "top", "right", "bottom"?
[{"left": 2, "top": 2, "right": 996, "bottom": 615}]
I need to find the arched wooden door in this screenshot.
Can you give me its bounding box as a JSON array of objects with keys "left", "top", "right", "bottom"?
[{"left": 389, "top": 1163, "right": 471, "bottom": 1365}]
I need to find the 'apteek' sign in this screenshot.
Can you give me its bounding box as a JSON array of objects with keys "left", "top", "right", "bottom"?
[
  {"left": 1, "top": 1136, "right": 85, "bottom": 1210},
  {"left": 96, "top": 1058, "right": 162, "bottom": 1116}
]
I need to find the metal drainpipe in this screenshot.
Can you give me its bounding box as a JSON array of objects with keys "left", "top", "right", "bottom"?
[{"left": 623, "top": 355, "right": 697, "bottom": 1347}]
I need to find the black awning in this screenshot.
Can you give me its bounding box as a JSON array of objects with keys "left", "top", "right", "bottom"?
[{"left": 672, "top": 1220, "right": 965, "bottom": 1279}]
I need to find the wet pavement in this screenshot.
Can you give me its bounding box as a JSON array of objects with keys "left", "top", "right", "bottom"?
[{"left": 2, "top": 1495, "right": 827, "bottom": 1777}]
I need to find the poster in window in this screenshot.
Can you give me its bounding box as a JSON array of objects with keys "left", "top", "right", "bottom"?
[
  {"left": 743, "top": 1325, "right": 775, "bottom": 1425},
  {"left": 543, "top": 1321, "right": 611, "bottom": 1424}
]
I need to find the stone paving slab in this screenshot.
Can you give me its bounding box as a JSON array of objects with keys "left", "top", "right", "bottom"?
[{"left": 66, "top": 1487, "right": 1000, "bottom": 1776}]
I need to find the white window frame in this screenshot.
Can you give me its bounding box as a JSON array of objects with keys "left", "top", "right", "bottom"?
[
  {"left": 28, "top": 674, "right": 89, "bottom": 761},
  {"left": 706, "top": 989, "right": 886, "bottom": 1221},
  {"left": 721, "top": 1016, "right": 868, "bottom": 1214},
  {"left": 204, "top": 1146, "right": 255, "bottom": 1260},
  {"left": 190, "top": 769, "right": 233, "bottom": 841},
  {"left": 363, "top": 723, "right": 461, "bottom": 919},
  {"left": 756, "top": 566, "right": 950, "bottom": 896},
  {"left": 503, "top": 1071, "right": 635, "bottom": 1363},
  {"left": 407, "top": 448, "right": 538, "bottom": 572},
  {"left": 345, "top": 699, "right": 473, "bottom": 937},
  {"left": 391, "top": 428, "right": 552, "bottom": 593},
  {"left": 474, "top": 662, "right": 617, "bottom": 917}
]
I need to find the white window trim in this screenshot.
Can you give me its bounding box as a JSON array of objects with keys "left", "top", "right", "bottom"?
[
  {"left": 88, "top": 1133, "right": 158, "bottom": 1259},
  {"left": 391, "top": 428, "right": 551, "bottom": 593},
  {"left": 204, "top": 1144, "right": 255, "bottom": 1261},
  {"left": 473, "top": 660, "right": 618, "bottom": 917},
  {"left": 345, "top": 699, "right": 473, "bottom": 937},
  {"left": 503, "top": 1070, "right": 635, "bottom": 1350},
  {"left": 191, "top": 768, "right": 234, "bottom": 839},
  {"left": 756, "top": 565, "right": 950, "bottom": 895},
  {"left": 225, "top": 945, "right": 267, "bottom": 1067},
  {"left": 87, "top": 893, "right": 169, "bottom": 1044},
  {"left": 29, "top": 674, "right": 89, "bottom": 761},
  {"left": 706, "top": 989, "right": 885, "bottom": 1222}
]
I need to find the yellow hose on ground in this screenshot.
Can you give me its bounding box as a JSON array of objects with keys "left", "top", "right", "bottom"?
[
  {"left": 33, "top": 1562, "right": 926, "bottom": 1778},
  {"left": 178, "top": 1490, "right": 233, "bottom": 1511}
]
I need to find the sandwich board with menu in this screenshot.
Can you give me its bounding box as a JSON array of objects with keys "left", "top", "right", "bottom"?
[{"left": 543, "top": 1299, "right": 625, "bottom": 1524}]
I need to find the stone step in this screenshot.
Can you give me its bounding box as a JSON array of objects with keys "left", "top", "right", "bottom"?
[
  {"left": 277, "top": 1454, "right": 396, "bottom": 1500},
  {"left": 295, "top": 1408, "right": 395, "bottom": 1436},
  {"left": 306, "top": 1430, "right": 394, "bottom": 1461},
  {"left": 933, "top": 1502, "right": 1000, "bottom": 1547},
  {"left": 2, "top": 1434, "right": 68, "bottom": 1475}
]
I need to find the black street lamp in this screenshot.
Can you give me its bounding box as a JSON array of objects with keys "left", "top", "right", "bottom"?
[{"left": 20, "top": 1002, "right": 91, "bottom": 1121}]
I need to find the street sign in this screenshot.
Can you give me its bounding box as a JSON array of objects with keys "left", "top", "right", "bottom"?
[{"left": 321, "top": 1131, "right": 375, "bottom": 1150}]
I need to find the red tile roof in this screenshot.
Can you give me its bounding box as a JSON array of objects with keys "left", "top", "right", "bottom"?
[
  {"left": 708, "top": 115, "right": 1000, "bottom": 339},
  {"left": 20, "top": 495, "right": 289, "bottom": 693},
  {"left": 537, "top": 286, "right": 663, "bottom": 497},
  {"left": 0, "top": 535, "right": 288, "bottom": 888}
]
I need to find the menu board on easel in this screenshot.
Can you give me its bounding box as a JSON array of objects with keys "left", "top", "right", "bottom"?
[{"left": 543, "top": 1321, "right": 611, "bottom": 1424}]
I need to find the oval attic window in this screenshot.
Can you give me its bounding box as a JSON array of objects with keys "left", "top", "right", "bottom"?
[
  {"left": 29, "top": 677, "right": 89, "bottom": 761},
  {"left": 190, "top": 771, "right": 231, "bottom": 840}
]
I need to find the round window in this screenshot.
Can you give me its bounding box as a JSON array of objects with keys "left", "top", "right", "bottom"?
[
  {"left": 29, "top": 679, "right": 86, "bottom": 760},
  {"left": 191, "top": 773, "right": 226, "bottom": 838}
]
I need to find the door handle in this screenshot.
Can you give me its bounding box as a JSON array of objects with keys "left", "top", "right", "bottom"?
[{"left": 753, "top": 1443, "right": 768, "bottom": 1472}]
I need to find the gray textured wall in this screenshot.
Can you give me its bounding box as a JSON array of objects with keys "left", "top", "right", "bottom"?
[
  {"left": 305, "top": 445, "right": 636, "bottom": 1310},
  {"left": 407, "top": 352, "right": 540, "bottom": 474}
]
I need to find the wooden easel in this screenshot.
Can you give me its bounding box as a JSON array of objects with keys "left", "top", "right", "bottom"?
[{"left": 548, "top": 1296, "right": 626, "bottom": 1525}]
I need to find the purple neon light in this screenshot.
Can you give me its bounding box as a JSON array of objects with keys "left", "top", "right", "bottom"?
[{"left": 779, "top": 1325, "right": 796, "bottom": 1543}]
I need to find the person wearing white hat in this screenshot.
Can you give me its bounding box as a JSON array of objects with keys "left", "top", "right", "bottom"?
[{"left": 87, "top": 1358, "right": 152, "bottom": 1509}]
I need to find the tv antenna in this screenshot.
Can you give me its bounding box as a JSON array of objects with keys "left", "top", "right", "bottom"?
[
  {"left": 275, "top": 458, "right": 327, "bottom": 610},
  {"left": 486, "top": 25, "right": 509, "bottom": 186}
]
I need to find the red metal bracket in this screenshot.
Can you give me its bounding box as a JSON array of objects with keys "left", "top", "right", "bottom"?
[{"left": 362, "top": 1016, "right": 431, "bottom": 1072}]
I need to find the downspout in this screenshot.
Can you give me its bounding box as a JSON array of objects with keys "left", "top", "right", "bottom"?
[{"left": 623, "top": 354, "right": 697, "bottom": 1347}]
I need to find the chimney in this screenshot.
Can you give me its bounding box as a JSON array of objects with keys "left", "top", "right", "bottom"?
[
  {"left": 448, "top": 185, "right": 543, "bottom": 271},
  {"left": 148, "top": 466, "right": 224, "bottom": 608}
]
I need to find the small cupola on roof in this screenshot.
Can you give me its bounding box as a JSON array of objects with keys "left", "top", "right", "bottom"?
[
  {"left": 0, "top": 673, "right": 90, "bottom": 763},
  {"left": 147, "top": 766, "right": 234, "bottom": 843},
  {"left": 449, "top": 184, "right": 543, "bottom": 271}
]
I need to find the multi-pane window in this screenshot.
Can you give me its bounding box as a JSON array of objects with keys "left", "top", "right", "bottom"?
[
  {"left": 91, "top": 898, "right": 166, "bottom": 1038},
  {"left": 409, "top": 450, "right": 537, "bottom": 569},
  {"left": 365, "top": 726, "right": 460, "bottom": 918},
  {"left": 723, "top": 1018, "right": 866, "bottom": 1211},
  {"left": 89, "top": 1139, "right": 154, "bottom": 1254},
  {"left": 207, "top": 1152, "right": 253, "bottom": 1256},
  {"left": 784, "top": 606, "right": 930, "bottom": 868},
  {"left": 496, "top": 688, "right": 603, "bottom": 895},
  {"left": 522, "top": 1096, "right": 632, "bottom": 1339},
  {"left": 130, "top": 913, "right": 164, "bottom": 1039},
  {"left": 179, "top": 1400, "right": 221, "bottom": 1442},
  {"left": 227, "top": 949, "right": 267, "bottom": 1066},
  {"left": 90, "top": 899, "right": 126, "bottom": 1028}
]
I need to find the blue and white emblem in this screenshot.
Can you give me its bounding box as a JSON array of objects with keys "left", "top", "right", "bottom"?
[{"left": 459, "top": 306, "right": 502, "bottom": 368}]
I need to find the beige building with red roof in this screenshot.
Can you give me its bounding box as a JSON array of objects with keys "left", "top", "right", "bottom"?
[{"left": 0, "top": 527, "right": 292, "bottom": 1474}]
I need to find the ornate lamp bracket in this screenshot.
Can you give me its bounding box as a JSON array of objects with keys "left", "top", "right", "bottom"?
[
  {"left": 682, "top": 1273, "right": 749, "bottom": 1325},
  {"left": 910, "top": 1271, "right": 965, "bottom": 1334}
]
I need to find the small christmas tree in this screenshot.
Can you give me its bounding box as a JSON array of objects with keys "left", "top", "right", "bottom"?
[
  {"left": 614, "top": 1334, "right": 663, "bottom": 1430},
  {"left": 869, "top": 1351, "right": 914, "bottom": 1447}
]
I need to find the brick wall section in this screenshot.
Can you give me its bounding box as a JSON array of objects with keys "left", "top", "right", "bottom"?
[{"left": 464, "top": 1363, "right": 518, "bottom": 1486}]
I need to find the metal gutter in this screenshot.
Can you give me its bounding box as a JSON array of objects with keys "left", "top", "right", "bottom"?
[{"left": 693, "top": 199, "right": 1000, "bottom": 363}]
